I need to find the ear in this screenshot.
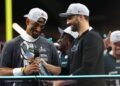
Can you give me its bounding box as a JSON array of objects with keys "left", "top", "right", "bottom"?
[{"left": 26, "top": 18, "right": 30, "bottom": 25}]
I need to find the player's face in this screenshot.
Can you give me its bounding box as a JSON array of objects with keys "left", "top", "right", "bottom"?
[
  {"left": 67, "top": 15, "right": 80, "bottom": 32},
  {"left": 111, "top": 41, "right": 120, "bottom": 57},
  {"left": 27, "top": 18, "right": 45, "bottom": 38}
]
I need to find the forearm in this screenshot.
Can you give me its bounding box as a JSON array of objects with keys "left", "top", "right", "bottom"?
[
  {"left": 0, "top": 68, "right": 13, "bottom": 76},
  {"left": 0, "top": 67, "right": 26, "bottom": 76},
  {"left": 53, "top": 80, "right": 76, "bottom": 86},
  {"left": 45, "top": 64, "right": 61, "bottom": 75}
]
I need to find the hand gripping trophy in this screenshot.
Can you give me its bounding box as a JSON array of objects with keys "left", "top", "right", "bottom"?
[{"left": 20, "top": 41, "right": 49, "bottom": 76}]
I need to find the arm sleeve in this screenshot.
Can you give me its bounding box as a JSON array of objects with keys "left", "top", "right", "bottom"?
[
  {"left": 0, "top": 41, "right": 14, "bottom": 67},
  {"left": 50, "top": 43, "right": 60, "bottom": 66},
  {"left": 72, "top": 33, "right": 104, "bottom": 75}
]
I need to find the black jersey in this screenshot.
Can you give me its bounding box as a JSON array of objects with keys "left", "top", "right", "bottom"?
[
  {"left": 61, "top": 29, "right": 106, "bottom": 86},
  {"left": 104, "top": 53, "right": 120, "bottom": 86},
  {"left": 0, "top": 36, "right": 60, "bottom": 86}
]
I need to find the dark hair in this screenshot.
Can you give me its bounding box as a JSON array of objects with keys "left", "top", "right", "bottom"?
[{"left": 74, "top": 14, "right": 89, "bottom": 21}]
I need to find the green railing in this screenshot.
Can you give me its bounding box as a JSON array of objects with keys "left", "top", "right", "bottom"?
[{"left": 1, "top": 75, "right": 120, "bottom": 80}]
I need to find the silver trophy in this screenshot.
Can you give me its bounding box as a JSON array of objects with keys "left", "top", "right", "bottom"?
[
  {"left": 20, "top": 41, "right": 49, "bottom": 75},
  {"left": 20, "top": 41, "right": 35, "bottom": 62}
]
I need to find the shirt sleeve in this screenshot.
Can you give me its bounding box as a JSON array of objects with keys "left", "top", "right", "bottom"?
[
  {"left": 0, "top": 41, "right": 14, "bottom": 67},
  {"left": 50, "top": 43, "right": 60, "bottom": 66}
]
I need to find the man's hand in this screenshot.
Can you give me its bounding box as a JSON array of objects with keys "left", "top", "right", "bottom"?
[
  {"left": 53, "top": 80, "right": 65, "bottom": 86},
  {"left": 53, "top": 80, "right": 76, "bottom": 86},
  {"left": 39, "top": 58, "right": 61, "bottom": 75},
  {"left": 23, "top": 61, "right": 40, "bottom": 75},
  {"left": 0, "top": 68, "right": 13, "bottom": 75}
]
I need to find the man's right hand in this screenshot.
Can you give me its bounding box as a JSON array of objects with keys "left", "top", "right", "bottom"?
[
  {"left": 23, "top": 61, "right": 40, "bottom": 75},
  {"left": 40, "top": 58, "right": 61, "bottom": 75}
]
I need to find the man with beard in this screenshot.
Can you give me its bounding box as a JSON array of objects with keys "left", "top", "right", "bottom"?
[
  {"left": 104, "top": 30, "right": 120, "bottom": 86},
  {"left": 0, "top": 8, "right": 60, "bottom": 86},
  {"left": 52, "top": 3, "right": 106, "bottom": 86}
]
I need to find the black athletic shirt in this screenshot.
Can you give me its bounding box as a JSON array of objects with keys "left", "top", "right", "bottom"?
[{"left": 0, "top": 36, "right": 60, "bottom": 86}]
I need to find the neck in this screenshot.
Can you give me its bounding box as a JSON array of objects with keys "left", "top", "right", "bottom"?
[
  {"left": 20, "top": 29, "right": 39, "bottom": 42},
  {"left": 78, "top": 21, "right": 90, "bottom": 36},
  {"left": 26, "top": 29, "right": 31, "bottom": 36}
]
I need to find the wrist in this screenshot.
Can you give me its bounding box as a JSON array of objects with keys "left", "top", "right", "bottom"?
[
  {"left": 21, "top": 67, "right": 26, "bottom": 75},
  {"left": 12, "top": 68, "right": 23, "bottom": 76}
]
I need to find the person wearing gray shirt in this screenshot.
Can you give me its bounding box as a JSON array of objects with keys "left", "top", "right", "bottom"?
[{"left": 0, "top": 8, "right": 60, "bottom": 86}]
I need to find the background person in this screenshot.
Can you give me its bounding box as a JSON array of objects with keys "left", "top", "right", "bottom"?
[
  {"left": 57, "top": 26, "right": 78, "bottom": 70},
  {"left": 104, "top": 30, "right": 120, "bottom": 86},
  {"left": 41, "top": 26, "right": 79, "bottom": 75}
]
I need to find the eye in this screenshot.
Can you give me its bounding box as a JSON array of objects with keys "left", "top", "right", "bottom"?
[
  {"left": 67, "top": 15, "right": 74, "bottom": 20},
  {"left": 33, "top": 23, "right": 39, "bottom": 27},
  {"left": 40, "top": 25, "right": 45, "bottom": 29},
  {"left": 38, "top": 18, "right": 46, "bottom": 24},
  {"left": 33, "top": 22, "right": 45, "bottom": 29}
]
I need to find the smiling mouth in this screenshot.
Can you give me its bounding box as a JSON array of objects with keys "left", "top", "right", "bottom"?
[{"left": 33, "top": 31, "right": 40, "bottom": 35}]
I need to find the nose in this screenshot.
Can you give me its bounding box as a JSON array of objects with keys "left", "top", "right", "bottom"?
[
  {"left": 36, "top": 27, "right": 41, "bottom": 32},
  {"left": 67, "top": 19, "right": 72, "bottom": 26},
  {"left": 67, "top": 19, "right": 70, "bottom": 25}
]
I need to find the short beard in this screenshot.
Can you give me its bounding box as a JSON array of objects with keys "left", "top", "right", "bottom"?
[
  {"left": 32, "top": 34, "right": 39, "bottom": 39},
  {"left": 31, "top": 27, "right": 40, "bottom": 38},
  {"left": 72, "top": 24, "right": 80, "bottom": 32},
  {"left": 71, "top": 22, "right": 80, "bottom": 32}
]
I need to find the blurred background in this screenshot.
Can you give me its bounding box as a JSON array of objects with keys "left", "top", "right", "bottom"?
[{"left": 0, "top": 0, "right": 120, "bottom": 43}]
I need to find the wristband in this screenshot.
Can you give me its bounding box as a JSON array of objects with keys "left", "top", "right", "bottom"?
[
  {"left": 21, "top": 67, "right": 26, "bottom": 75},
  {"left": 13, "top": 68, "right": 23, "bottom": 76}
]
